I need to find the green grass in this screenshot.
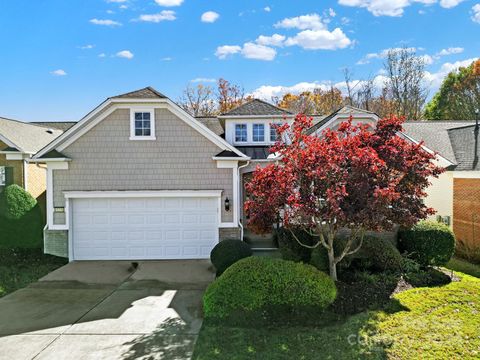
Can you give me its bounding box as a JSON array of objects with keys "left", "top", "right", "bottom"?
[
  {"left": 193, "top": 273, "right": 480, "bottom": 360},
  {"left": 0, "top": 249, "right": 67, "bottom": 297},
  {"left": 446, "top": 257, "right": 480, "bottom": 278}
]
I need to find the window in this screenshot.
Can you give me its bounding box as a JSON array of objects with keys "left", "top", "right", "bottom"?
[
  {"left": 270, "top": 123, "right": 282, "bottom": 142},
  {"left": 130, "top": 109, "right": 155, "bottom": 140},
  {"left": 235, "top": 124, "right": 247, "bottom": 142},
  {"left": 253, "top": 124, "right": 265, "bottom": 142}
]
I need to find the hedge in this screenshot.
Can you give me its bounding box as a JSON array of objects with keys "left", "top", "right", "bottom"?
[{"left": 210, "top": 239, "right": 252, "bottom": 275}]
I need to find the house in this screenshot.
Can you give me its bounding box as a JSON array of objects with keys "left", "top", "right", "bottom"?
[
  {"left": 30, "top": 87, "right": 476, "bottom": 261},
  {"left": 0, "top": 117, "right": 75, "bottom": 199}
]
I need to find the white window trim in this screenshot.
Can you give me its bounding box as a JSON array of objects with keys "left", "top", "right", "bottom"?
[
  {"left": 252, "top": 123, "right": 265, "bottom": 142},
  {"left": 234, "top": 123, "right": 248, "bottom": 143},
  {"left": 129, "top": 108, "right": 156, "bottom": 141}
]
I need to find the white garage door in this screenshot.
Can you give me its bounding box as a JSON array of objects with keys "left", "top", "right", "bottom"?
[{"left": 72, "top": 196, "right": 219, "bottom": 260}]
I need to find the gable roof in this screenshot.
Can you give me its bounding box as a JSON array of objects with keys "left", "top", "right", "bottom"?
[
  {"left": 402, "top": 121, "right": 475, "bottom": 164},
  {"left": 307, "top": 105, "right": 378, "bottom": 135},
  {"left": 448, "top": 125, "right": 480, "bottom": 171},
  {"left": 33, "top": 87, "right": 249, "bottom": 160},
  {"left": 195, "top": 117, "right": 224, "bottom": 136},
  {"left": 0, "top": 117, "right": 63, "bottom": 154},
  {"left": 222, "top": 99, "right": 293, "bottom": 116},
  {"left": 111, "top": 86, "right": 167, "bottom": 99}
]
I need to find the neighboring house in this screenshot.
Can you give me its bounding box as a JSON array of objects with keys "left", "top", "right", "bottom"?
[
  {"left": 30, "top": 87, "right": 476, "bottom": 261},
  {"left": 402, "top": 121, "right": 480, "bottom": 252},
  {"left": 0, "top": 117, "right": 75, "bottom": 199}
]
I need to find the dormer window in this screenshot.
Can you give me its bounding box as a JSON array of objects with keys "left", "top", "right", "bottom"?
[
  {"left": 235, "top": 124, "right": 247, "bottom": 142},
  {"left": 253, "top": 124, "right": 265, "bottom": 142},
  {"left": 130, "top": 109, "right": 156, "bottom": 140}
]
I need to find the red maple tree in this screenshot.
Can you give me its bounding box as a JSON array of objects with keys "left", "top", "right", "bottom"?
[{"left": 245, "top": 114, "right": 444, "bottom": 280}]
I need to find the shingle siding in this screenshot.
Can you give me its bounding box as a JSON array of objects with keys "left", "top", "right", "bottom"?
[{"left": 52, "top": 107, "right": 234, "bottom": 224}]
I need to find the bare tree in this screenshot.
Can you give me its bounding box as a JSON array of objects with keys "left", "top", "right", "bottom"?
[
  {"left": 384, "top": 48, "right": 428, "bottom": 120},
  {"left": 178, "top": 84, "right": 217, "bottom": 117},
  {"left": 217, "top": 78, "right": 247, "bottom": 113}
]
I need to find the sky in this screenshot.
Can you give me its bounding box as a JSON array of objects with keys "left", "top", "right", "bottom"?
[{"left": 0, "top": 0, "right": 479, "bottom": 121}]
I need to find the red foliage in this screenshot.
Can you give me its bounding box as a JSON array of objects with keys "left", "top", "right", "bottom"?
[{"left": 245, "top": 114, "right": 444, "bottom": 235}]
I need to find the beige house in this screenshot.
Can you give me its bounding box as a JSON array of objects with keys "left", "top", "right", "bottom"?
[
  {"left": 31, "top": 87, "right": 477, "bottom": 261},
  {"left": 0, "top": 118, "right": 75, "bottom": 199}
]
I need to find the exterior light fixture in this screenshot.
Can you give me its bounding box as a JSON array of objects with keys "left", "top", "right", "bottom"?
[{"left": 225, "top": 197, "right": 230, "bottom": 212}]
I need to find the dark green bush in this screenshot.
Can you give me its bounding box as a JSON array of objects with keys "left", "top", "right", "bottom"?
[
  {"left": 203, "top": 257, "right": 337, "bottom": 319},
  {"left": 277, "top": 227, "right": 315, "bottom": 262},
  {"left": 0, "top": 185, "right": 44, "bottom": 249},
  {"left": 310, "top": 246, "right": 330, "bottom": 272},
  {"left": 404, "top": 267, "right": 451, "bottom": 287},
  {"left": 351, "top": 236, "right": 403, "bottom": 272},
  {"left": 398, "top": 221, "right": 455, "bottom": 266},
  {"left": 210, "top": 239, "right": 252, "bottom": 275}
]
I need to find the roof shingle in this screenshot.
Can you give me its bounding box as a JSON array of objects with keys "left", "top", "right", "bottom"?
[
  {"left": 222, "top": 99, "right": 292, "bottom": 116},
  {"left": 111, "top": 86, "right": 167, "bottom": 99}
]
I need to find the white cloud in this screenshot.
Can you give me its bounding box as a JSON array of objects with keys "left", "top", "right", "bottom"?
[
  {"left": 425, "top": 58, "right": 478, "bottom": 88},
  {"left": 191, "top": 78, "right": 216, "bottom": 83},
  {"left": 201, "top": 11, "right": 220, "bottom": 23},
  {"left": 161, "top": 57, "right": 172, "bottom": 61},
  {"left": 241, "top": 42, "right": 277, "bottom": 61},
  {"left": 119, "top": 5, "right": 128, "bottom": 9},
  {"left": 264, "top": 6, "right": 271, "bottom": 12},
  {"left": 215, "top": 45, "right": 242, "bottom": 59},
  {"left": 328, "top": 8, "right": 337, "bottom": 17},
  {"left": 357, "top": 47, "right": 418, "bottom": 64},
  {"left": 138, "top": 11, "right": 176, "bottom": 22},
  {"left": 90, "top": 18, "right": 122, "bottom": 26},
  {"left": 436, "top": 47, "right": 464, "bottom": 56},
  {"left": 154, "top": 0, "right": 183, "bottom": 6},
  {"left": 116, "top": 50, "right": 134, "bottom": 59},
  {"left": 99, "top": 53, "right": 106, "bottom": 58},
  {"left": 79, "top": 44, "right": 94, "bottom": 50},
  {"left": 275, "top": 13, "right": 325, "bottom": 30},
  {"left": 106, "top": 0, "right": 126, "bottom": 2},
  {"left": 51, "top": 69, "right": 67, "bottom": 76},
  {"left": 439, "top": 0, "right": 463, "bottom": 8},
  {"left": 285, "top": 28, "right": 352, "bottom": 50},
  {"left": 338, "top": 0, "right": 462, "bottom": 17},
  {"left": 255, "top": 34, "right": 286, "bottom": 47},
  {"left": 472, "top": 4, "right": 480, "bottom": 23}
]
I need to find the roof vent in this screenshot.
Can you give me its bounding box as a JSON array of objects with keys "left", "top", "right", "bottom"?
[{"left": 46, "top": 129, "right": 54, "bottom": 134}]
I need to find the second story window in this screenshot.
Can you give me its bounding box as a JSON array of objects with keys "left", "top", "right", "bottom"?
[
  {"left": 130, "top": 109, "right": 155, "bottom": 140},
  {"left": 235, "top": 124, "right": 247, "bottom": 142},
  {"left": 253, "top": 124, "right": 265, "bottom": 142},
  {"left": 270, "top": 123, "right": 282, "bottom": 142}
]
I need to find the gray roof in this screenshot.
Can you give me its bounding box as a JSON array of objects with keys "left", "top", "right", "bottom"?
[
  {"left": 402, "top": 121, "right": 475, "bottom": 164},
  {"left": 111, "top": 86, "right": 167, "bottom": 99},
  {"left": 448, "top": 125, "right": 480, "bottom": 171},
  {"left": 0, "top": 117, "right": 63, "bottom": 153},
  {"left": 195, "top": 117, "right": 224, "bottom": 136},
  {"left": 307, "top": 105, "right": 378, "bottom": 135},
  {"left": 222, "top": 99, "right": 292, "bottom": 116},
  {"left": 235, "top": 146, "right": 272, "bottom": 160},
  {"left": 31, "top": 122, "right": 77, "bottom": 131}
]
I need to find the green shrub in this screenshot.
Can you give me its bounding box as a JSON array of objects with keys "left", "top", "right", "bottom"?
[
  {"left": 398, "top": 221, "right": 455, "bottom": 266},
  {"left": 351, "top": 236, "right": 403, "bottom": 272},
  {"left": 310, "top": 246, "right": 330, "bottom": 272},
  {"left": 210, "top": 240, "right": 252, "bottom": 275},
  {"left": 203, "top": 257, "right": 336, "bottom": 319},
  {"left": 277, "top": 227, "right": 315, "bottom": 262},
  {"left": 0, "top": 185, "right": 44, "bottom": 249},
  {"left": 0, "top": 184, "right": 37, "bottom": 220}
]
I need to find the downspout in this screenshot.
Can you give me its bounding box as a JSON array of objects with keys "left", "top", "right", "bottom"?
[{"left": 238, "top": 160, "right": 250, "bottom": 241}]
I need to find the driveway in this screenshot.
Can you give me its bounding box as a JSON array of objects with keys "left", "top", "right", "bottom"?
[{"left": 0, "top": 260, "right": 215, "bottom": 360}]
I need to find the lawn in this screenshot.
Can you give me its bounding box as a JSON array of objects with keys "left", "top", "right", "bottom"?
[
  {"left": 193, "top": 272, "right": 480, "bottom": 360},
  {"left": 0, "top": 249, "right": 67, "bottom": 297}
]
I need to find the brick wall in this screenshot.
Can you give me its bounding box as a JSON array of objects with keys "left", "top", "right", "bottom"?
[{"left": 453, "top": 178, "right": 480, "bottom": 250}]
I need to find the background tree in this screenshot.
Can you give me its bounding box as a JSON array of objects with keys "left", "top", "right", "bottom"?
[
  {"left": 217, "top": 78, "right": 250, "bottom": 113},
  {"left": 276, "top": 88, "right": 344, "bottom": 115},
  {"left": 178, "top": 83, "right": 217, "bottom": 117},
  {"left": 424, "top": 59, "right": 480, "bottom": 120},
  {"left": 245, "top": 114, "right": 443, "bottom": 280},
  {"left": 384, "top": 47, "right": 428, "bottom": 120}
]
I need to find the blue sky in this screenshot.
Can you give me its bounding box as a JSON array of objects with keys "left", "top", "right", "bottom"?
[{"left": 0, "top": 0, "right": 479, "bottom": 121}]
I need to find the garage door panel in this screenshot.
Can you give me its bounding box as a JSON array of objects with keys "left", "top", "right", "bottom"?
[{"left": 72, "top": 196, "right": 219, "bottom": 260}]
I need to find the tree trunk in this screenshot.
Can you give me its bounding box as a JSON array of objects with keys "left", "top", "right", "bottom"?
[{"left": 327, "top": 246, "right": 337, "bottom": 281}]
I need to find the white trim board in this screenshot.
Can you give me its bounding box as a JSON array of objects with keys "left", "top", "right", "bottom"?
[
  {"left": 453, "top": 171, "right": 480, "bottom": 179},
  {"left": 63, "top": 190, "right": 223, "bottom": 198},
  {"left": 34, "top": 97, "right": 248, "bottom": 160}
]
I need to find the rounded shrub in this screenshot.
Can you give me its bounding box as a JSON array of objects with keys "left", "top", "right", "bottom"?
[
  {"left": 398, "top": 221, "right": 455, "bottom": 266},
  {"left": 310, "top": 246, "right": 330, "bottom": 272},
  {"left": 210, "top": 239, "right": 253, "bottom": 275},
  {"left": 0, "top": 184, "right": 37, "bottom": 220},
  {"left": 0, "top": 185, "right": 44, "bottom": 249},
  {"left": 203, "top": 257, "right": 337, "bottom": 319},
  {"left": 354, "top": 236, "right": 403, "bottom": 272},
  {"left": 277, "top": 227, "right": 315, "bottom": 263}
]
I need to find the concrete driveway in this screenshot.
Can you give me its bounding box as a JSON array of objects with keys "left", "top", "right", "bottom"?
[{"left": 0, "top": 260, "right": 215, "bottom": 360}]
